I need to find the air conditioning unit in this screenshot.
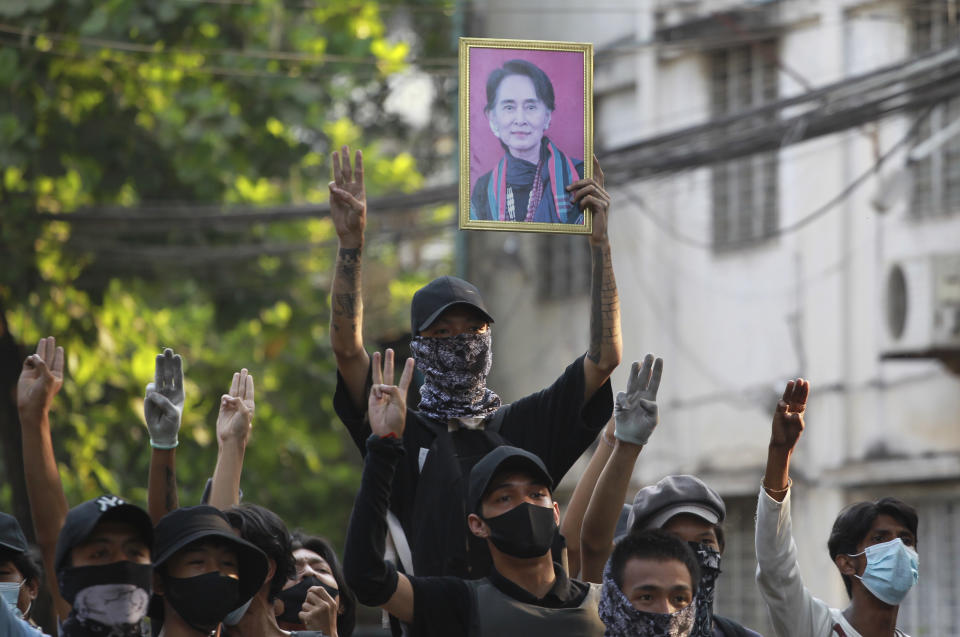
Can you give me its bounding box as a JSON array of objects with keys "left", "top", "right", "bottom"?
[{"left": 881, "top": 253, "right": 960, "bottom": 358}]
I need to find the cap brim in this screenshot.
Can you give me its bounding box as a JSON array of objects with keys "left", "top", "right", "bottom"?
[
  {"left": 645, "top": 504, "right": 720, "bottom": 530},
  {"left": 417, "top": 301, "right": 495, "bottom": 333},
  {"left": 474, "top": 455, "right": 553, "bottom": 513},
  {"left": 0, "top": 539, "right": 26, "bottom": 553}
]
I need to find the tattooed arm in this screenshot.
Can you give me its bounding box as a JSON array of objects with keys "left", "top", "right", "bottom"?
[
  {"left": 568, "top": 157, "right": 622, "bottom": 400},
  {"left": 328, "top": 146, "right": 371, "bottom": 412}
]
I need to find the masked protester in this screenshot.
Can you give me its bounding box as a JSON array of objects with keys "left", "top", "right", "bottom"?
[
  {"left": 0, "top": 513, "right": 47, "bottom": 636},
  {"left": 275, "top": 533, "right": 355, "bottom": 637},
  {"left": 757, "top": 379, "right": 918, "bottom": 637},
  {"left": 625, "top": 476, "right": 761, "bottom": 637},
  {"left": 152, "top": 506, "right": 267, "bottom": 637},
  {"left": 328, "top": 144, "right": 621, "bottom": 584},
  {"left": 343, "top": 352, "right": 606, "bottom": 636},
  {"left": 598, "top": 530, "right": 699, "bottom": 637},
  {"left": 47, "top": 496, "right": 154, "bottom": 637}
]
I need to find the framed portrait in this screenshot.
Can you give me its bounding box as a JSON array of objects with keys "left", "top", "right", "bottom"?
[{"left": 459, "top": 37, "right": 593, "bottom": 234}]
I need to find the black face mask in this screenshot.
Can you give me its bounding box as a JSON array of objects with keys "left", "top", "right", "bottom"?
[
  {"left": 482, "top": 502, "right": 557, "bottom": 559},
  {"left": 59, "top": 561, "right": 152, "bottom": 637},
  {"left": 687, "top": 542, "right": 722, "bottom": 637},
  {"left": 275, "top": 576, "right": 339, "bottom": 625},
  {"left": 163, "top": 571, "right": 240, "bottom": 634}
]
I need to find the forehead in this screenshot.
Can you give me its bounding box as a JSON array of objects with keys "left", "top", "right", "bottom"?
[
  {"left": 864, "top": 513, "right": 914, "bottom": 540},
  {"left": 621, "top": 557, "right": 693, "bottom": 591},
  {"left": 293, "top": 548, "right": 326, "bottom": 564},
  {"left": 495, "top": 74, "right": 538, "bottom": 101}
]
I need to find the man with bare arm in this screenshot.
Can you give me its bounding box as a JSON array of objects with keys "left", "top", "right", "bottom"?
[{"left": 327, "top": 145, "right": 621, "bottom": 580}]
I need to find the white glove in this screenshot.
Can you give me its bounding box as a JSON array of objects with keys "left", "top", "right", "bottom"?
[
  {"left": 144, "top": 348, "right": 184, "bottom": 449},
  {"left": 613, "top": 354, "right": 663, "bottom": 446}
]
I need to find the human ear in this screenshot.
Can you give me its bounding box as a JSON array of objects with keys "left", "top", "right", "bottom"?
[
  {"left": 835, "top": 553, "right": 860, "bottom": 577},
  {"left": 488, "top": 116, "right": 500, "bottom": 139},
  {"left": 24, "top": 578, "right": 39, "bottom": 601},
  {"left": 552, "top": 502, "right": 560, "bottom": 526},
  {"left": 467, "top": 513, "right": 488, "bottom": 538}
]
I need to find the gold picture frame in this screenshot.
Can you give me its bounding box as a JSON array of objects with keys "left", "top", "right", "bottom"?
[{"left": 459, "top": 37, "right": 594, "bottom": 234}]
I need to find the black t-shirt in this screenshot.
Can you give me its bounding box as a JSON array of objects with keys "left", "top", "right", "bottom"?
[
  {"left": 334, "top": 354, "right": 612, "bottom": 578},
  {"left": 407, "top": 563, "right": 590, "bottom": 637}
]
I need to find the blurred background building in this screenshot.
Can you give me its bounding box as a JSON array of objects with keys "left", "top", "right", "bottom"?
[{"left": 464, "top": 0, "right": 960, "bottom": 634}]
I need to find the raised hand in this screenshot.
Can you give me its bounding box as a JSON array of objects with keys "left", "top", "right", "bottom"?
[
  {"left": 770, "top": 378, "right": 809, "bottom": 452},
  {"left": 217, "top": 368, "right": 255, "bottom": 446},
  {"left": 329, "top": 145, "right": 366, "bottom": 248},
  {"left": 613, "top": 354, "right": 663, "bottom": 446},
  {"left": 300, "top": 586, "right": 339, "bottom": 636},
  {"left": 17, "top": 336, "right": 65, "bottom": 420},
  {"left": 144, "top": 348, "right": 184, "bottom": 449},
  {"left": 368, "top": 349, "right": 414, "bottom": 439},
  {"left": 567, "top": 156, "right": 611, "bottom": 243}
]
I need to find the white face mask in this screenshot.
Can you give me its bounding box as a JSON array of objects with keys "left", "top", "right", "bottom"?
[
  {"left": 0, "top": 580, "right": 23, "bottom": 617},
  {"left": 72, "top": 583, "right": 151, "bottom": 626}
]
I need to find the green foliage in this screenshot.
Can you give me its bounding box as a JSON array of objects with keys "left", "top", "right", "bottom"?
[{"left": 0, "top": 0, "right": 455, "bottom": 547}]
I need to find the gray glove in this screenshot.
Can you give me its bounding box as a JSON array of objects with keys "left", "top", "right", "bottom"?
[
  {"left": 144, "top": 348, "right": 184, "bottom": 449},
  {"left": 613, "top": 354, "right": 663, "bottom": 446}
]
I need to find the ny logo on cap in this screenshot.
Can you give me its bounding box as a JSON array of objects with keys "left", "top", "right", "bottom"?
[{"left": 96, "top": 495, "right": 126, "bottom": 512}]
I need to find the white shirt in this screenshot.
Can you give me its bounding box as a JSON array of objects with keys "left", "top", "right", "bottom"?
[{"left": 754, "top": 488, "right": 909, "bottom": 637}]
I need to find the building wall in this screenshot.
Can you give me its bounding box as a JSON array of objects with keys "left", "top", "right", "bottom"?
[{"left": 468, "top": 0, "right": 960, "bottom": 634}]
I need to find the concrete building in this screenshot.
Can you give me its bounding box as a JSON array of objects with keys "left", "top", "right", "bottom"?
[{"left": 465, "top": 0, "right": 960, "bottom": 633}]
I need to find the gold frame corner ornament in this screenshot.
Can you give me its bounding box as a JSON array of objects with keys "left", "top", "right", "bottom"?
[{"left": 458, "top": 37, "right": 594, "bottom": 235}]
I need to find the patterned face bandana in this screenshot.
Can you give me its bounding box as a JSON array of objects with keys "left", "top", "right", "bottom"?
[
  {"left": 409, "top": 331, "right": 501, "bottom": 421},
  {"left": 688, "top": 543, "right": 722, "bottom": 637},
  {"left": 598, "top": 563, "right": 696, "bottom": 637}
]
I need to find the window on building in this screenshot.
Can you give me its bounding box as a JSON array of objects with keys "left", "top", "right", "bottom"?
[
  {"left": 897, "top": 494, "right": 960, "bottom": 636},
  {"left": 710, "top": 42, "right": 779, "bottom": 250},
  {"left": 910, "top": 4, "right": 960, "bottom": 219},
  {"left": 535, "top": 233, "right": 592, "bottom": 300},
  {"left": 713, "top": 495, "right": 773, "bottom": 635}
]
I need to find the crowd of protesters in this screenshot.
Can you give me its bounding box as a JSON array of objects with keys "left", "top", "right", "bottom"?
[{"left": 4, "top": 144, "right": 920, "bottom": 637}]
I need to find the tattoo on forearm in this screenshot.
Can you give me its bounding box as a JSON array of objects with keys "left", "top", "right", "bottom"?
[
  {"left": 333, "top": 247, "right": 362, "bottom": 322},
  {"left": 587, "top": 242, "right": 620, "bottom": 364}
]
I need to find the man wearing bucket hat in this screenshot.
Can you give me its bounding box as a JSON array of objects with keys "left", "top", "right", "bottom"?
[
  {"left": 152, "top": 505, "right": 268, "bottom": 637},
  {"left": 327, "top": 147, "right": 621, "bottom": 580},
  {"left": 343, "top": 354, "right": 604, "bottom": 636}
]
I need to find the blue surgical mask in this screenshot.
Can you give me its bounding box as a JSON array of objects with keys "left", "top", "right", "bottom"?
[
  {"left": 849, "top": 538, "right": 919, "bottom": 605},
  {"left": 0, "top": 580, "right": 23, "bottom": 617}
]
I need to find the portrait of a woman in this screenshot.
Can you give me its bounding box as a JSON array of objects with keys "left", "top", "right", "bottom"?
[{"left": 469, "top": 59, "right": 585, "bottom": 224}]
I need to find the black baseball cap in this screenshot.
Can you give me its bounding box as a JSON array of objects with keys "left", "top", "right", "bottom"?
[
  {"left": 410, "top": 276, "right": 494, "bottom": 334},
  {"left": 55, "top": 495, "right": 154, "bottom": 573},
  {"left": 627, "top": 475, "right": 726, "bottom": 533},
  {"left": 153, "top": 506, "right": 268, "bottom": 605},
  {"left": 468, "top": 446, "right": 554, "bottom": 515},
  {"left": 0, "top": 513, "right": 28, "bottom": 554}
]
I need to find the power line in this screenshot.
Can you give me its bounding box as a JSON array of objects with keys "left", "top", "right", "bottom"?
[{"left": 617, "top": 104, "right": 934, "bottom": 251}]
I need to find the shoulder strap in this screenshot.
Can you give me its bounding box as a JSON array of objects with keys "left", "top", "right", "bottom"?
[{"left": 385, "top": 510, "right": 414, "bottom": 576}]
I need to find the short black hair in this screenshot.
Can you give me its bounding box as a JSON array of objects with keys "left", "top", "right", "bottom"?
[
  {"left": 827, "top": 497, "right": 919, "bottom": 598},
  {"left": 484, "top": 59, "right": 556, "bottom": 114},
  {"left": 290, "top": 532, "right": 356, "bottom": 637},
  {"left": 608, "top": 529, "right": 700, "bottom": 595},
  {"left": 226, "top": 504, "right": 296, "bottom": 602},
  {"left": 0, "top": 546, "right": 42, "bottom": 585}
]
